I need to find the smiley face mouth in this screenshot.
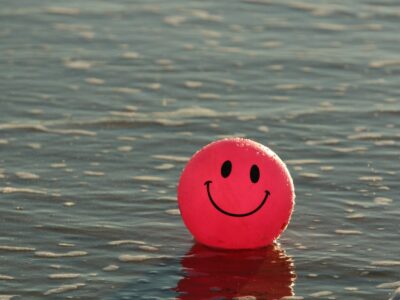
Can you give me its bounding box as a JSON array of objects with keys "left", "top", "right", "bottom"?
[{"left": 204, "top": 180, "right": 270, "bottom": 217}]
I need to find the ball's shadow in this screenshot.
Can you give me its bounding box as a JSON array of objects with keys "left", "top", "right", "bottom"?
[{"left": 174, "top": 242, "right": 296, "bottom": 299}]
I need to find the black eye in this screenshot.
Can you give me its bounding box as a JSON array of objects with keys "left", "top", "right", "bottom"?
[
  {"left": 221, "top": 160, "right": 232, "bottom": 178},
  {"left": 250, "top": 165, "right": 260, "bottom": 183}
]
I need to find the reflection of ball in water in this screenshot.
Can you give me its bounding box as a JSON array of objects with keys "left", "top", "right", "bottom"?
[
  {"left": 174, "top": 243, "right": 296, "bottom": 299},
  {"left": 178, "top": 138, "right": 295, "bottom": 249}
]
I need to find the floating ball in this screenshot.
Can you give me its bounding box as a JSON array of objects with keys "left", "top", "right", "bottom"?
[{"left": 177, "top": 138, "right": 295, "bottom": 249}]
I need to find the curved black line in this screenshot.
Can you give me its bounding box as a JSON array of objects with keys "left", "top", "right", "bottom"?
[{"left": 204, "top": 180, "right": 270, "bottom": 217}]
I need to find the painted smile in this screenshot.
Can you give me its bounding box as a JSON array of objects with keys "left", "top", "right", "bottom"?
[{"left": 204, "top": 180, "right": 270, "bottom": 217}]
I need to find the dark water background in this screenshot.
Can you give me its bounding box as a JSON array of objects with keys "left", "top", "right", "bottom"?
[{"left": 1, "top": 0, "right": 399, "bottom": 299}]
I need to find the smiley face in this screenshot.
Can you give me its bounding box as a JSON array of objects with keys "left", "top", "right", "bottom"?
[
  {"left": 204, "top": 160, "right": 270, "bottom": 217},
  {"left": 178, "top": 138, "right": 295, "bottom": 249}
]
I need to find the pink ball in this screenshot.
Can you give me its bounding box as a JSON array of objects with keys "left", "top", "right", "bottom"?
[{"left": 178, "top": 138, "right": 295, "bottom": 249}]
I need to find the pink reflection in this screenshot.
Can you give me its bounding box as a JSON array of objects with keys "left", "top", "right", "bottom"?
[{"left": 175, "top": 243, "right": 296, "bottom": 299}]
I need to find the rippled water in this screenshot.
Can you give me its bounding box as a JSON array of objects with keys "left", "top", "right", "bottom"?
[{"left": 1, "top": 0, "right": 399, "bottom": 299}]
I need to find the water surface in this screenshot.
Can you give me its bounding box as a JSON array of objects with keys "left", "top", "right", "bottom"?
[{"left": 1, "top": 0, "right": 399, "bottom": 299}]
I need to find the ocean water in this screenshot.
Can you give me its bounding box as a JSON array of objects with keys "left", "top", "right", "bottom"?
[{"left": 1, "top": 0, "right": 399, "bottom": 299}]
